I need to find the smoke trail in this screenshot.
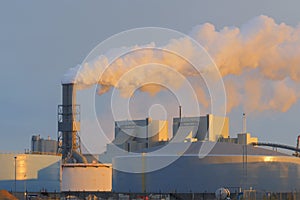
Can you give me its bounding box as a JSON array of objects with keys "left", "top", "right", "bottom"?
[{"left": 63, "top": 15, "right": 300, "bottom": 113}]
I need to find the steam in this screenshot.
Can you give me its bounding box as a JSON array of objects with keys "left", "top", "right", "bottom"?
[
  {"left": 191, "top": 15, "right": 300, "bottom": 80},
  {"left": 63, "top": 15, "right": 300, "bottom": 113}
]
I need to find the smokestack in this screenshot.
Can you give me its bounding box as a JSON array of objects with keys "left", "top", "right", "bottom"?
[
  {"left": 62, "top": 83, "right": 77, "bottom": 159},
  {"left": 58, "top": 83, "right": 87, "bottom": 163}
]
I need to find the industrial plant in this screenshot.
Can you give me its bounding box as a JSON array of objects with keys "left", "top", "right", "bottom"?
[{"left": 1, "top": 83, "right": 300, "bottom": 200}]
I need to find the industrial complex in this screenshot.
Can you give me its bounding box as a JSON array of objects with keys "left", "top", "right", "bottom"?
[{"left": 1, "top": 83, "right": 300, "bottom": 200}]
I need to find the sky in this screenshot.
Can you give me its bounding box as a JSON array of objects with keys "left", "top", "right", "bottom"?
[{"left": 1, "top": 0, "right": 300, "bottom": 153}]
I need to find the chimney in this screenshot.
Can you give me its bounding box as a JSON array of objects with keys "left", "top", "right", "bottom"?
[{"left": 58, "top": 83, "right": 86, "bottom": 163}]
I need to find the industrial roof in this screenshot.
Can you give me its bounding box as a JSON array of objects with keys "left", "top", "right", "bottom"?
[{"left": 140, "top": 141, "right": 291, "bottom": 157}]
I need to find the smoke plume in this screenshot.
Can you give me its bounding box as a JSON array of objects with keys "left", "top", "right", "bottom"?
[{"left": 63, "top": 15, "right": 300, "bottom": 113}]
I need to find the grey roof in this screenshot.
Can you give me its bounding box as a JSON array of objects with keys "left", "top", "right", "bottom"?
[
  {"left": 140, "top": 141, "right": 291, "bottom": 157},
  {"left": 188, "top": 142, "right": 289, "bottom": 156}
]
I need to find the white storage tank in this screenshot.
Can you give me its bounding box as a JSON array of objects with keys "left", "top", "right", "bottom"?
[
  {"left": 62, "top": 163, "right": 112, "bottom": 192},
  {"left": 113, "top": 142, "right": 300, "bottom": 193},
  {"left": 0, "top": 153, "right": 61, "bottom": 192}
]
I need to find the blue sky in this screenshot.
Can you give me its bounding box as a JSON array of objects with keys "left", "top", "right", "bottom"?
[{"left": 1, "top": 1, "right": 300, "bottom": 152}]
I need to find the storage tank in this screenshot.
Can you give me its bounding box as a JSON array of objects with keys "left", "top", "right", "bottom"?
[
  {"left": 113, "top": 142, "right": 300, "bottom": 193},
  {"left": 62, "top": 163, "right": 112, "bottom": 192},
  {"left": 0, "top": 153, "right": 61, "bottom": 192},
  {"left": 31, "top": 135, "right": 58, "bottom": 154}
]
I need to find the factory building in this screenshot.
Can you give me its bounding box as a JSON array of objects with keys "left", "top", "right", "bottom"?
[
  {"left": 31, "top": 135, "right": 58, "bottom": 154},
  {"left": 114, "top": 118, "right": 168, "bottom": 151},
  {"left": 111, "top": 115, "right": 300, "bottom": 194},
  {"left": 2, "top": 80, "right": 300, "bottom": 197},
  {"left": 99, "top": 118, "right": 168, "bottom": 163},
  {"left": 0, "top": 153, "right": 61, "bottom": 192},
  {"left": 172, "top": 114, "right": 229, "bottom": 142}
]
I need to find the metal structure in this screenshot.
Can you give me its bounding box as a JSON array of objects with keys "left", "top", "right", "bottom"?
[
  {"left": 252, "top": 142, "right": 300, "bottom": 154},
  {"left": 57, "top": 83, "right": 86, "bottom": 163},
  {"left": 294, "top": 135, "right": 300, "bottom": 157}
]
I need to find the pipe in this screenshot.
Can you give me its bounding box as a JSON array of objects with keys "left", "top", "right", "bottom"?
[
  {"left": 252, "top": 142, "right": 300, "bottom": 153},
  {"left": 242, "top": 113, "right": 247, "bottom": 133},
  {"left": 71, "top": 150, "right": 87, "bottom": 164},
  {"left": 179, "top": 105, "right": 182, "bottom": 119}
]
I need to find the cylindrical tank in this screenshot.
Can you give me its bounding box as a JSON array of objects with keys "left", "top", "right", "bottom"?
[
  {"left": 113, "top": 142, "right": 300, "bottom": 193},
  {"left": 0, "top": 153, "right": 61, "bottom": 192},
  {"left": 31, "top": 135, "right": 40, "bottom": 152},
  {"left": 62, "top": 163, "right": 112, "bottom": 192}
]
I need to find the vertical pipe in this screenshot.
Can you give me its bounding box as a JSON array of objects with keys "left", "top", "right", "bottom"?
[
  {"left": 242, "top": 113, "right": 247, "bottom": 133},
  {"left": 141, "top": 152, "right": 146, "bottom": 193},
  {"left": 179, "top": 105, "right": 182, "bottom": 119}
]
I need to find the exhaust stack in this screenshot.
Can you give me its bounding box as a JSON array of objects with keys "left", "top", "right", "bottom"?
[{"left": 58, "top": 83, "right": 87, "bottom": 163}]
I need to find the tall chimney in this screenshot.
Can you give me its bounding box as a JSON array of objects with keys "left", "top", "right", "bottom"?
[{"left": 58, "top": 83, "right": 86, "bottom": 163}]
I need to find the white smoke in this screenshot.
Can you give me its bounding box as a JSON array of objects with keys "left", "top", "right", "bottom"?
[{"left": 63, "top": 15, "right": 300, "bottom": 113}]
